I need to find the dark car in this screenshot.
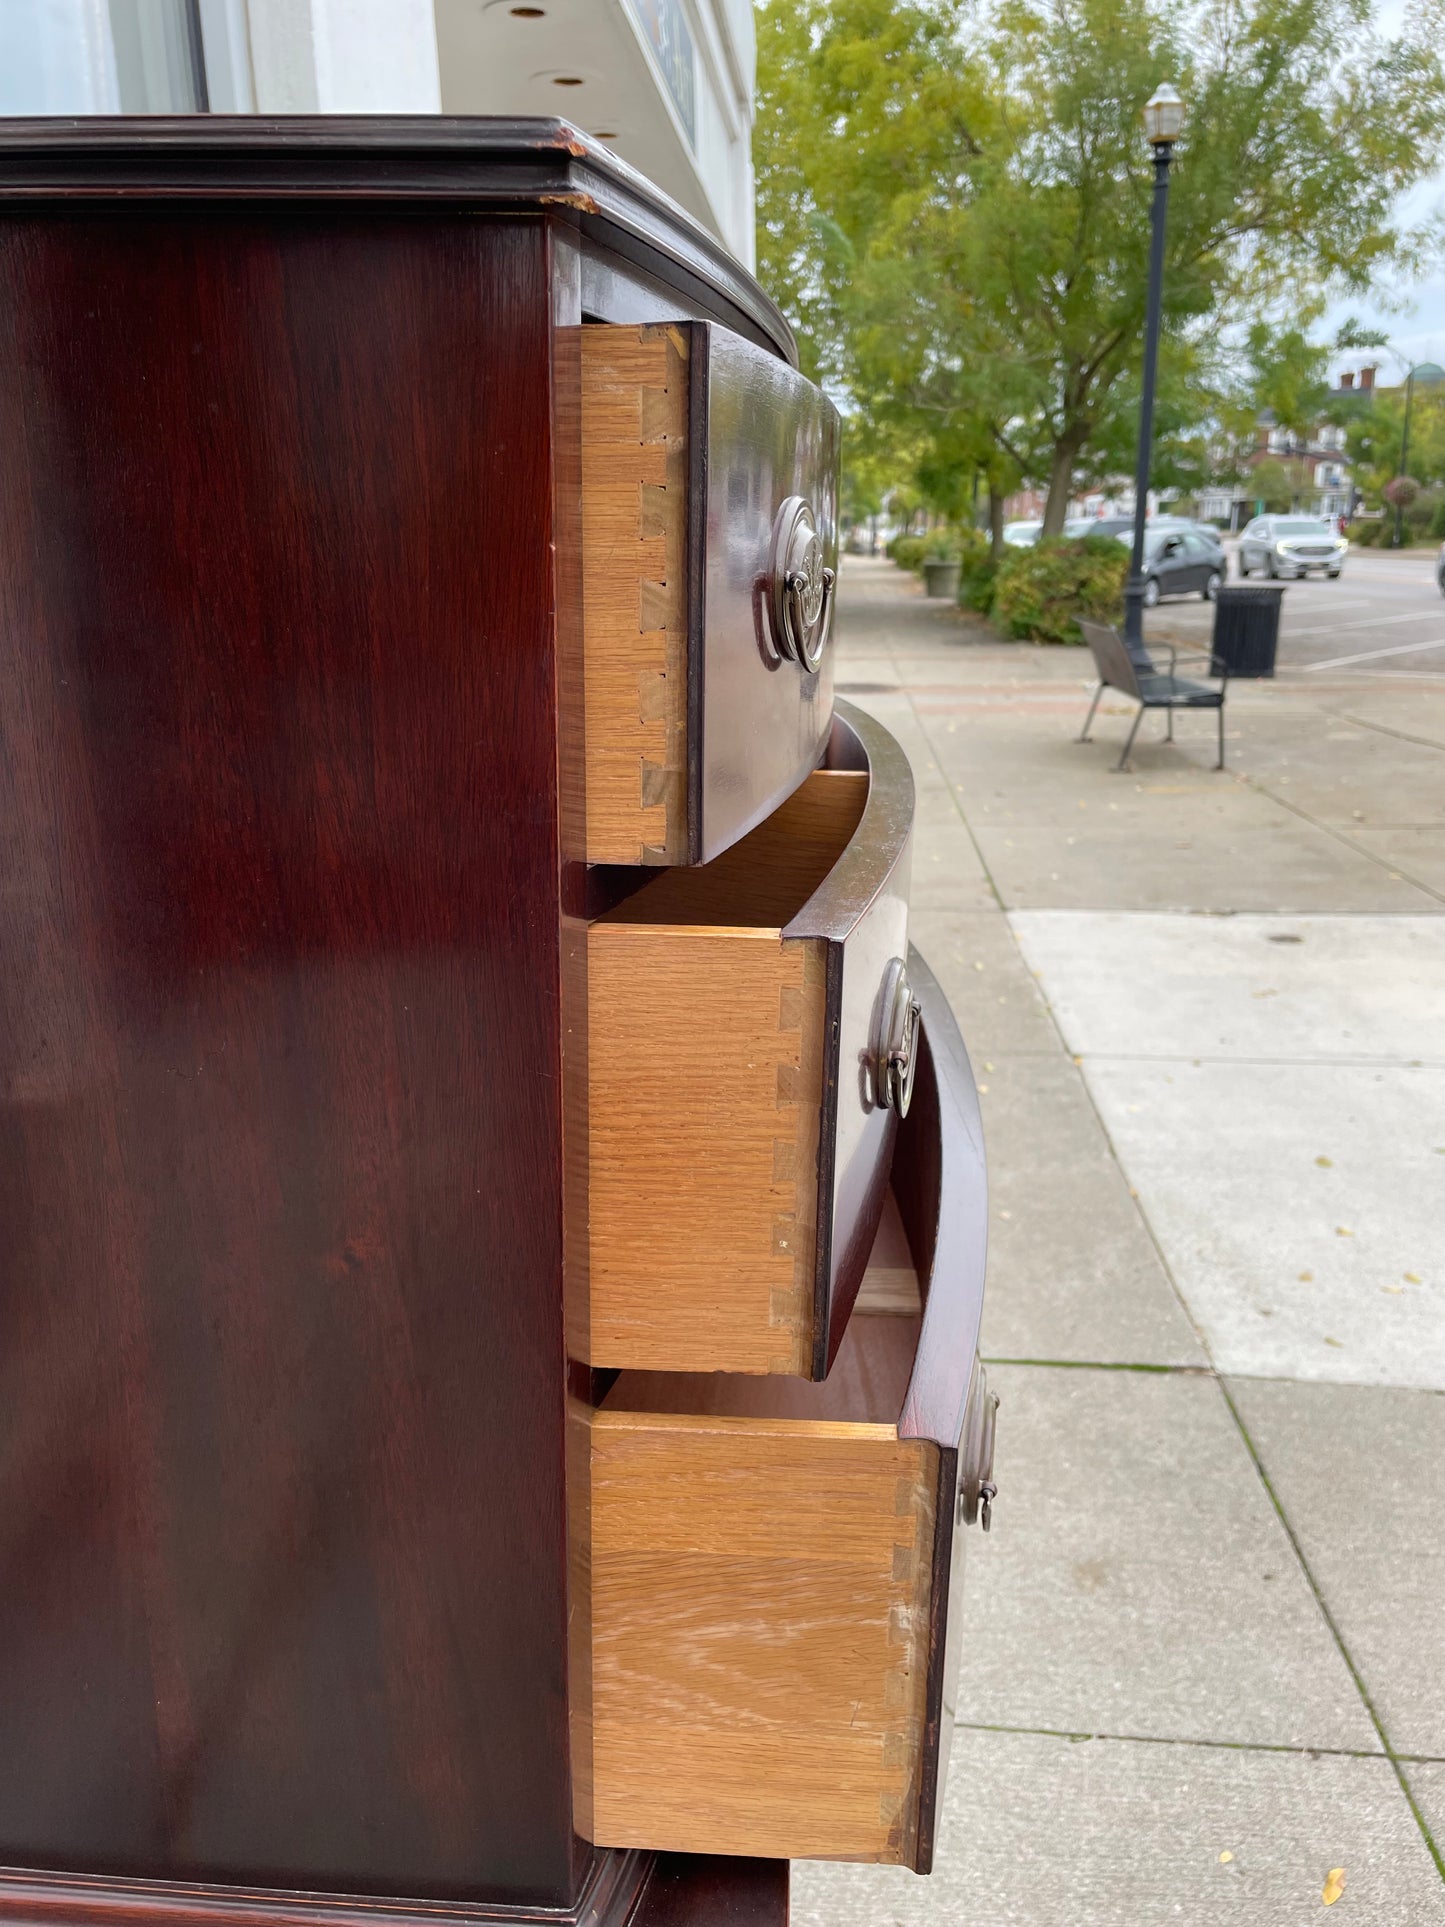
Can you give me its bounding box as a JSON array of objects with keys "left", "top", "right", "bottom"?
[
  {"left": 1114, "top": 524, "right": 1225, "bottom": 605},
  {"left": 1065, "top": 515, "right": 1137, "bottom": 539}
]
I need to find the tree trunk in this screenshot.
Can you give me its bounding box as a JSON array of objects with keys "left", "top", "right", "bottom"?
[
  {"left": 1041, "top": 434, "right": 1082, "bottom": 536},
  {"left": 987, "top": 485, "right": 1005, "bottom": 562}
]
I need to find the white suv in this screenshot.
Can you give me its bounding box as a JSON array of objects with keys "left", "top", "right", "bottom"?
[{"left": 1238, "top": 516, "right": 1347, "bottom": 580}]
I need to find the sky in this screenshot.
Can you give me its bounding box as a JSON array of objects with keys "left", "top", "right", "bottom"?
[
  {"left": 1323, "top": 175, "right": 1445, "bottom": 381},
  {"left": 1321, "top": 0, "right": 1445, "bottom": 379}
]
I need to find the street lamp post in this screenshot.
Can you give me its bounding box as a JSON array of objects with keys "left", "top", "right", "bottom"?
[{"left": 1123, "top": 83, "right": 1186, "bottom": 652}]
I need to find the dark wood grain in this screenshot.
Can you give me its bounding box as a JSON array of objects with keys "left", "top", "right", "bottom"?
[
  {"left": 0, "top": 208, "right": 576, "bottom": 1904},
  {"left": 896, "top": 945, "right": 989, "bottom": 1451},
  {"left": 892, "top": 945, "right": 991, "bottom": 1875},
  {"left": 0, "top": 1856, "right": 653, "bottom": 1927},
  {"left": 630, "top": 1859, "right": 788, "bottom": 1927},
  {"left": 0, "top": 118, "right": 794, "bottom": 367},
  {"left": 0, "top": 1856, "right": 782, "bottom": 1927},
  {"left": 797, "top": 704, "right": 914, "bottom": 1376}
]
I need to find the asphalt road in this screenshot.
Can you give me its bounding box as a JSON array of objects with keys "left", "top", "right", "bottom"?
[{"left": 1157, "top": 542, "right": 1445, "bottom": 678}]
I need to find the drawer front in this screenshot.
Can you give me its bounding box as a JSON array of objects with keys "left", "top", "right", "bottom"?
[
  {"left": 696, "top": 324, "right": 840, "bottom": 862},
  {"left": 583, "top": 702, "right": 913, "bottom": 1379},
  {"left": 575, "top": 948, "right": 992, "bottom": 1870},
  {"left": 580, "top": 322, "right": 838, "bottom": 867},
  {"left": 799, "top": 702, "right": 914, "bottom": 1376}
]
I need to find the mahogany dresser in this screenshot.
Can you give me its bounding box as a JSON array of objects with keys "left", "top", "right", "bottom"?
[{"left": 0, "top": 120, "right": 993, "bottom": 1927}]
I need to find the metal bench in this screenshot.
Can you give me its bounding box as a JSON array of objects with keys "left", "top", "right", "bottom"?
[{"left": 1077, "top": 619, "right": 1229, "bottom": 771}]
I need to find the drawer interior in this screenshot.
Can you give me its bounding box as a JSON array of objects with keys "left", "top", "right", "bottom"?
[
  {"left": 582, "top": 1193, "right": 944, "bottom": 1866},
  {"left": 585, "top": 765, "right": 873, "bottom": 1380},
  {"left": 599, "top": 767, "right": 867, "bottom": 931},
  {"left": 602, "top": 1195, "right": 921, "bottom": 1427}
]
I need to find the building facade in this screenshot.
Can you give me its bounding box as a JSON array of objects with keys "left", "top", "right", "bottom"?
[{"left": 0, "top": 0, "right": 757, "bottom": 265}]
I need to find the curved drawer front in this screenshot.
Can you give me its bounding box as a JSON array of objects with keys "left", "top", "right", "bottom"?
[
  {"left": 580, "top": 321, "right": 839, "bottom": 867},
  {"left": 574, "top": 949, "right": 992, "bottom": 1870},
  {"left": 791, "top": 702, "right": 914, "bottom": 1376},
  {"left": 583, "top": 701, "right": 913, "bottom": 1379}
]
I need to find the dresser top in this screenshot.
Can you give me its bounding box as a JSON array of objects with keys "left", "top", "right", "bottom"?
[{"left": 0, "top": 114, "right": 796, "bottom": 365}]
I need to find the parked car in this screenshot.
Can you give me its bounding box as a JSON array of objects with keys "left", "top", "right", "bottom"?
[
  {"left": 1064, "top": 515, "right": 1136, "bottom": 539},
  {"left": 1112, "top": 524, "right": 1226, "bottom": 605},
  {"left": 1238, "top": 515, "right": 1348, "bottom": 579},
  {"left": 1003, "top": 520, "right": 1043, "bottom": 546}
]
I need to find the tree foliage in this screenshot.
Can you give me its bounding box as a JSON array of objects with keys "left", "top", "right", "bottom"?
[
  {"left": 755, "top": 0, "right": 1445, "bottom": 535},
  {"left": 1344, "top": 386, "right": 1445, "bottom": 502}
]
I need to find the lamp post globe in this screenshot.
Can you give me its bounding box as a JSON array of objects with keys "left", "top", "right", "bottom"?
[
  {"left": 1123, "top": 84, "right": 1186, "bottom": 651},
  {"left": 1142, "top": 83, "right": 1186, "bottom": 145}
]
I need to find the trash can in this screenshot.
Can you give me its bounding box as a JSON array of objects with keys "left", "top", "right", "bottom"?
[
  {"left": 1212, "top": 584, "right": 1285, "bottom": 678},
  {"left": 923, "top": 558, "right": 961, "bottom": 599}
]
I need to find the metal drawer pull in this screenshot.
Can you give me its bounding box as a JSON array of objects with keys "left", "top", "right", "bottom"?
[
  {"left": 875, "top": 957, "right": 921, "bottom": 1116},
  {"left": 959, "top": 1380, "right": 1000, "bottom": 1531},
  {"left": 767, "top": 495, "right": 835, "bottom": 672}
]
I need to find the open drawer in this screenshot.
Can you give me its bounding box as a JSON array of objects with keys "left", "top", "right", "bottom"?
[
  {"left": 573, "top": 949, "right": 993, "bottom": 1870},
  {"left": 580, "top": 320, "right": 839, "bottom": 866},
  {"left": 583, "top": 700, "right": 914, "bottom": 1379}
]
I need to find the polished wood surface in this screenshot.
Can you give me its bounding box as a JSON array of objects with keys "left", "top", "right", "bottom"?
[
  {"left": 0, "top": 118, "right": 795, "bottom": 366},
  {"left": 580, "top": 324, "right": 690, "bottom": 863},
  {"left": 0, "top": 1854, "right": 785, "bottom": 1927},
  {"left": 631, "top": 1857, "right": 789, "bottom": 1927},
  {"left": 0, "top": 208, "right": 575, "bottom": 1903}
]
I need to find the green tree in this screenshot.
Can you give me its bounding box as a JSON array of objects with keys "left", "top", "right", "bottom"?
[
  {"left": 1248, "top": 457, "right": 1315, "bottom": 512},
  {"left": 1346, "top": 387, "right": 1445, "bottom": 503},
  {"left": 755, "top": 0, "right": 1445, "bottom": 534}
]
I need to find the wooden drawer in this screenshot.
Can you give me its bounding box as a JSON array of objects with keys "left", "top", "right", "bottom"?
[
  {"left": 583, "top": 700, "right": 914, "bottom": 1379},
  {"left": 573, "top": 948, "right": 994, "bottom": 1870},
  {"left": 581, "top": 319, "right": 839, "bottom": 867}
]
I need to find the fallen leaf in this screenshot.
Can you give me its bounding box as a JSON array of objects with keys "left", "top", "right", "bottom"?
[
  {"left": 1299, "top": 1271, "right": 1314, "bottom": 1282},
  {"left": 1404, "top": 1272, "right": 1421, "bottom": 1284},
  {"left": 985, "top": 1061, "right": 995, "bottom": 1072},
  {"left": 974, "top": 960, "right": 985, "bottom": 971},
  {"left": 1316, "top": 1156, "right": 1333, "bottom": 1168},
  {"left": 1324, "top": 1336, "right": 1344, "bottom": 1348},
  {"left": 1382, "top": 1285, "right": 1404, "bottom": 1295},
  {"left": 978, "top": 1083, "right": 989, "bottom": 1094},
  {"left": 1219, "top": 1850, "right": 1234, "bottom": 1864},
  {"left": 1336, "top": 1226, "right": 1353, "bottom": 1238},
  {"left": 1322, "top": 1867, "right": 1346, "bottom": 1906}
]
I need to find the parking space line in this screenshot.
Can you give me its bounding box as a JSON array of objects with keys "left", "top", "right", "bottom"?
[
  {"left": 1288, "top": 610, "right": 1445, "bottom": 639},
  {"left": 1302, "top": 637, "right": 1445, "bottom": 672}
]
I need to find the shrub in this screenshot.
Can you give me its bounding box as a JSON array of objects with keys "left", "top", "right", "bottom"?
[
  {"left": 890, "top": 533, "right": 928, "bottom": 572},
  {"left": 952, "top": 527, "right": 997, "bottom": 614},
  {"left": 1432, "top": 496, "right": 1445, "bottom": 540},
  {"left": 1405, "top": 487, "right": 1442, "bottom": 535},
  {"left": 1351, "top": 519, "right": 1382, "bottom": 546},
  {"left": 923, "top": 528, "right": 965, "bottom": 561},
  {"left": 991, "top": 535, "right": 1128, "bottom": 644}
]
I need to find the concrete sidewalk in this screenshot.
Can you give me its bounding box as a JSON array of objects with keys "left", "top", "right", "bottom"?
[{"left": 793, "top": 558, "right": 1445, "bottom": 1926}]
